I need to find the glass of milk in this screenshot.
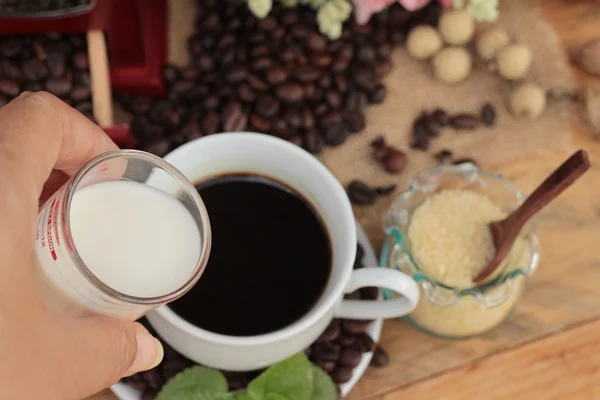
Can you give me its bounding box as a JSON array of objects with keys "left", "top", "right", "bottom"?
[{"left": 34, "top": 150, "right": 211, "bottom": 321}]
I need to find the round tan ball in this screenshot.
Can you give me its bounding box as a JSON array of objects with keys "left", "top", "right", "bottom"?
[
  {"left": 439, "top": 10, "right": 475, "bottom": 45},
  {"left": 406, "top": 26, "right": 443, "bottom": 60},
  {"left": 509, "top": 83, "right": 546, "bottom": 120},
  {"left": 476, "top": 27, "right": 510, "bottom": 60},
  {"left": 497, "top": 44, "right": 533, "bottom": 80},
  {"left": 433, "top": 47, "right": 472, "bottom": 84}
]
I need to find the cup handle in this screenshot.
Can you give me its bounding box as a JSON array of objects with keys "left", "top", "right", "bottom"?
[{"left": 334, "top": 267, "right": 419, "bottom": 320}]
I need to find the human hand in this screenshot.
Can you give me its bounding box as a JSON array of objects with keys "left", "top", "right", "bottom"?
[{"left": 0, "top": 92, "right": 163, "bottom": 400}]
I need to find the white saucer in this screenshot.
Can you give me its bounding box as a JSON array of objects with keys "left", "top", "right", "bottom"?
[{"left": 111, "top": 221, "right": 383, "bottom": 399}]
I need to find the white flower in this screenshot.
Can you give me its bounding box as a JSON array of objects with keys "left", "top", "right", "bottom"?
[{"left": 248, "top": 0, "right": 273, "bottom": 18}]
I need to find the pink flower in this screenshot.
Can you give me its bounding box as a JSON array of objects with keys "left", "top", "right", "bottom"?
[{"left": 352, "top": 0, "right": 453, "bottom": 25}]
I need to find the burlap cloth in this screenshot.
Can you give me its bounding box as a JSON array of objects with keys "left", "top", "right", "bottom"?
[{"left": 167, "top": 0, "right": 575, "bottom": 249}]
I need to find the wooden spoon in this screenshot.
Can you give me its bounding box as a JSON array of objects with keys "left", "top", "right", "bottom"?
[{"left": 473, "top": 150, "right": 591, "bottom": 283}]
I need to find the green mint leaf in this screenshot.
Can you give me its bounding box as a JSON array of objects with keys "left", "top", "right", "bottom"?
[
  {"left": 310, "top": 365, "right": 337, "bottom": 400},
  {"left": 247, "top": 353, "right": 314, "bottom": 400},
  {"left": 233, "top": 391, "right": 252, "bottom": 400},
  {"left": 157, "top": 366, "right": 230, "bottom": 400}
]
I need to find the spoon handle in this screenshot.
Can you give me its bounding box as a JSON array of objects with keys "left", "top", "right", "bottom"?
[{"left": 507, "top": 150, "right": 590, "bottom": 229}]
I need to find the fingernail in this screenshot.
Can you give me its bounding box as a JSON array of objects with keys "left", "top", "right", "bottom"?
[{"left": 124, "top": 329, "right": 164, "bottom": 377}]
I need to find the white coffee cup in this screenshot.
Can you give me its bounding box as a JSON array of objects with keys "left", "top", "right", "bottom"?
[{"left": 146, "top": 132, "right": 419, "bottom": 371}]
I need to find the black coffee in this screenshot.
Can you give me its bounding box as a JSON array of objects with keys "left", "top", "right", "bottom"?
[{"left": 169, "top": 174, "right": 332, "bottom": 336}]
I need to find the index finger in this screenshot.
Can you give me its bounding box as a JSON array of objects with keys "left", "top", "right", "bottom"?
[{"left": 0, "top": 91, "right": 118, "bottom": 197}]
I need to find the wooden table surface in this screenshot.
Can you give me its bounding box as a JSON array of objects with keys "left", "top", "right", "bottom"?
[{"left": 90, "top": 0, "right": 600, "bottom": 399}]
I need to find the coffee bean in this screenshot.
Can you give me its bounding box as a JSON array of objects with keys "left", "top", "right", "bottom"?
[
  {"left": 315, "top": 360, "right": 336, "bottom": 373},
  {"left": 0, "top": 77, "right": 20, "bottom": 97},
  {"left": 315, "top": 103, "right": 328, "bottom": 116},
  {"left": 343, "top": 319, "right": 372, "bottom": 334},
  {"left": 23, "top": 58, "right": 48, "bottom": 81},
  {"left": 334, "top": 75, "right": 348, "bottom": 92},
  {"left": 317, "top": 320, "right": 341, "bottom": 342},
  {"left": 422, "top": 114, "right": 440, "bottom": 137},
  {"left": 345, "top": 112, "right": 365, "bottom": 133},
  {"left": 223, "top": 101, "right": 248, "bottom": 132},
  {"left": 377, "top": 42, "right": 393, "bottom": 59},
  {"left": 338, "top": 334, "right": 357, "bottom": 347},
  {"left": 1, "top": 59, "right": 22, "bottom": 80},
  {"left": 331, "top": 367, "right": 353, "bottom": 384},
  {"left": 237, "top": 84, "right": 256, "bottom": 103},
  {"left": 375, "top": 59, "right": 393, "bottom": 77},
  {"left": 250, "top": 45, "right": 270, "bottom": 58},
  {"left": 411, "top": 134, "right": 430, "bottom": 151},
  {"left": 162, "top": 64, "right": 180, "bottom": 85},
  {"left": 331, "top": 56, "right": 349, "bottom": 73},
  {"left": 0, "top": 39, "right": 21, "bottom": 58},
  {"left": 481, "top": 103, "right": 496, "bottom": 126},
  {"left": 370, "top": 346, "right": 390, "bottom": 367},
  {"left": 435, "top": 149, "right": 453, "bottom": 164},
  {"left": 294, "top": 65, "right": 322, "bottom": 82},
  {"left": 248, "top": 74, "right": 269, "bottom": 91},
  {"left": 204, "top": 95, "right": 220, "bottom": 111},
  {"left": 291, "top": 25, "right": 310, "bottom": 39},
  {"left": 276, "top": 83, "right": 304, "bottom": 104},
  {"left": 345, "top": 91, "right": 368, "bottom": 112},
  {"left": 265, "top": 66, "right": 287, "bottom": 85},
  {"left": 324, "top": 123, "right": 348, "bottom": 146},
  {"left": 352, "top": 66, "right": 376, "bottom": 92},
  {"left": 289, "top": 135, "right": 303, "bottom": 146},
  {"left": 304, "top": 83, "right": 316, "bottom": 101},
  {"left": 302, "top": 131, "right": 324, "bottom": 154},
  {"left": 256, "top": 95, "right": 280, "bottom": 118},
  {"left": 312, "top": 53, "right": 332, "bottom": 68},
  {"left": 226, "top": 66, "right": 247, "bottom": 83},
  {"left": 356, "top": 243, "right": 365, "bottom": 262},
  {"left": 131, "top": 96, "right": 153, "bottom": 114},
  {"left": 45, "top": 77, "right": 72, "bottom": 97},
  {"left": 432, "top": 108, "right": 450, "bottom": 126},
  {"left": 72, "top": 51, "right": 89, "bottom": 69},
  {"left": 338, "top": 43, "right": 354, "bottom": 60},
  {"left": 355, "top": 333, "right": 376, "bottom": 353},
  {"left": 313, "top": 342, "right": 341, "bottom": 362},
  {"left": 181, "top": 120, "right": 203, "bottom": 140},
  {"left": 257, "top": 16, "right": 278, "bottom": 31},
  {"left": 0, "top": 96, "right": 7, "bottom": 108},
  {"left": 450, "top": 114, "right": 479, "bottom": 130},
  {"left": 339, "top": 348, "right": 362, "bottom": 368},
  {"left": 252, "top": 57, "right": 272, "bottom": 71},
  {"left": 195, "top": 55, "right": 214, "bottom": 72},
  {"left": 357, "top": 45, "right": 377, "bottom": 63},
  {"left": 250, "top": 114, "right": 271, "bottom": 132},
  {"left": 347, "top": 181, "right": 376, "bottom": 205},
  {"left": 301, "top": 109, "right": 315, "bottom": 130},
  {"left": 369, "top": 84, "right": 387, "bottom": 104},
  {"left": 325, "top": 90, "right": 342, "bottom": 108},
  {"left": 201, "top": 112, "right": 220, "bottom": 135},
  {"left": 76, "top": 71, "right": 90, "bottom": 86},
  {"left": 169, "top": 80, "right": 195, "bottom": 101},
  {"left": 218, "top": 33, "right": 236, "bottom": 49},
  {"left": 70, "top": 85, "right": 91, "bottom": 102},
  {"left": 144, "top": 140, "right": 171, "bottom": 157}
]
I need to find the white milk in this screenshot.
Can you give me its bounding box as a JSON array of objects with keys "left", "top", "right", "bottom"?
[
  {"left": 35, "top": 180, "right": 202, "bottom": 319},
  {"left": 69, "top": 181, "right": 202, "bottom": 297}
]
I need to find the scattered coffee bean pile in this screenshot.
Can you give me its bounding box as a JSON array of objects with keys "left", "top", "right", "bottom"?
[
  {"left": 118, "top": 0, "right": 442, "bottom": 157},
  {"left": 124, "top": 243, "right": 388, "bottom": 400},
  {"left": 410, "top": 102, "right": 496, "bottom": 151},
  {"left": 0, "top": 0, "right": 91, "bottom": 15},
  {"left": 0, "top": 33, "right": 94, "bottom": 120}
]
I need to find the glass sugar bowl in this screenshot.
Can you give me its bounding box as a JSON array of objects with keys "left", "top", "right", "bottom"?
[{"left": 381, "top": 163, "right": 540, "bottom": 339}]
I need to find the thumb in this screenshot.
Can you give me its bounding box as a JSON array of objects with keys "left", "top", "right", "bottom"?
[{"left": 57, "top": 317, "right": 163, "bottom": 398}]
